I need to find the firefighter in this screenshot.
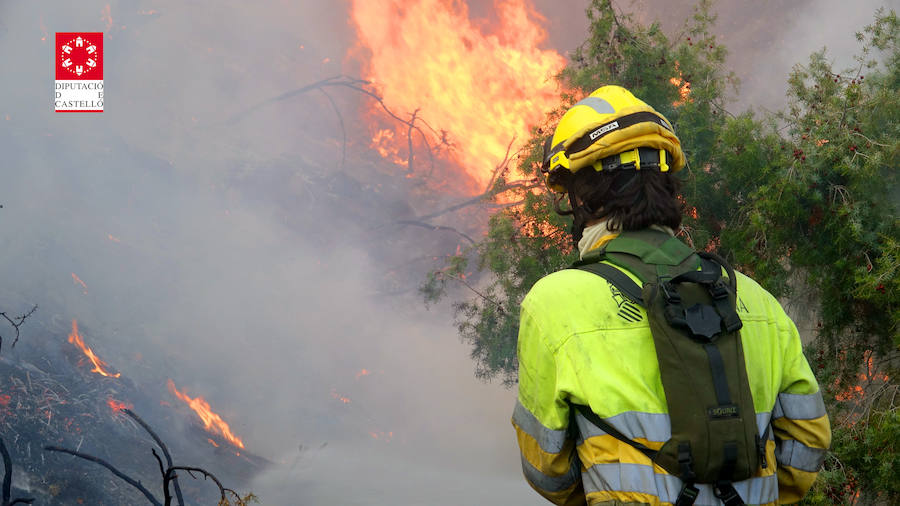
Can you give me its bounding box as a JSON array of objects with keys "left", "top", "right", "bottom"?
[{"left": 512, "top": 85, "right": 831, "bottom": 506}]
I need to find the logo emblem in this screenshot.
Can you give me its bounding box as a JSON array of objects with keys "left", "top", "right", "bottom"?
[
  {"left": 59, "top": 35, "right": 101, "bottom": 77},
  {"left": 55, "top": 32, "right": 104, "bottom": 112},
  {"left": 608, "top": 282, "right": 643, "bottom": 323},
  {"left": 589, "top": 121, "right": 619, "bottom": 141}
]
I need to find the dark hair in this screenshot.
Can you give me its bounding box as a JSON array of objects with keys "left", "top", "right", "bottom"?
[{"left": 555, "top": 168, "right": 683, "bottom": 233}]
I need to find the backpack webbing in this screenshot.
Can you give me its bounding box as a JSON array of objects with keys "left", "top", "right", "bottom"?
[{"left": 568, "top": 230, "right": 766, "bottom": 506}]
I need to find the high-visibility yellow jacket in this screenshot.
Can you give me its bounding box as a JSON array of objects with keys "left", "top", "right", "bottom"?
[{"left": 512, "top": 253, "right": 831, "bottom": 505}]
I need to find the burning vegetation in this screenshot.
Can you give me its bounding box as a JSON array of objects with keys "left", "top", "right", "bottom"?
[
  {"left": 68, "top": 319, "right": 120, "bottom": 378},
  {"left": 167, "top": 380, "right": 245, "bottom": 450},
  {"left": 0, "top": 312, "right": 261, "bottom": 504},
  {"left": 350, "top": 0, "right": 566, "bottom": 188}
]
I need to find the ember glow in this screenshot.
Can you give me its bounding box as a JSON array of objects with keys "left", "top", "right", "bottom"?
[
  {"left": 71, "top": 273, "right": 88, "bottom": 294},
  {"left": 68, "top": 319, "right": 121, "bottom": 378},
  {"left": 101, "top": 4, "right": 113, "bottom": 31},
  {"left": 835, "top": 351, "right": 890, "bottom": 402},
  {"left": 669, "top": 62, "right": 692, "bottom": 106},
  {"left": 330, "top": 389, "right": 351, "bottom": 404},
  {"left": 369, "top": 430, "right": 394, "bottom": 442},
  {"left": 107, "top": 397, "right": 132, "bottom": 413},
  {"left": 167, "top": 379, "right": 245, "bottom": 449},
  {"left": 370, "top": 129, "right": 408, "bottom": 167},
  {"left": 350, "top": 0, "right": 566, "bottom": 188}
]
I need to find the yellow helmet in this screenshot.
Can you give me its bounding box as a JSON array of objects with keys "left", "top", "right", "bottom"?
[{"left": 541, "top": 85, "right": 685, "bottom": 192}]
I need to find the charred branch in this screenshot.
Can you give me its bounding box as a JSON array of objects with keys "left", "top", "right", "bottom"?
[
  {"left": 43, "top": 445, "right": 162, "bottom": 506},
  {"left": 0, "top": 305, "right": 37, "bottom": 352},
  {"left": 44, "top": 409, "right": 253, "bottom": 506},
  {"left": 406, "top": 136, "right": 540, "bottom": 224},
  {"left": 1, "top": 437, "right": 34, "bottom": 505},
  {"left": 230, "top": 75, "right": 445, "bottom": 175},
  {"left": 410, "top": 179, "right": 540, "bottom": 223},
  {"left": 123, "top": 409, "right": 184, "bottom": 506},
  {"left": 395, "top": 220, "right": 475, "bottom": 245},
  {"left": 163, "top": 466, "right": 239, "bottom": 506},
  {"left": 407, "top": 109, "right": 419, "bottom": 175},
  {"left": 317, "top": 87, "right": 346, "bottom": 170}
]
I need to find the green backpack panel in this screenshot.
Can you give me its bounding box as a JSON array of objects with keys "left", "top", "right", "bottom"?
[{"left": 570, "top": 230, "right": 766, "bottom": 506}]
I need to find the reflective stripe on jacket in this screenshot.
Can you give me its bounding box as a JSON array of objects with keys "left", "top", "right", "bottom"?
[{"left": 513, "top": 261, "right": 831, "bottom": 506}]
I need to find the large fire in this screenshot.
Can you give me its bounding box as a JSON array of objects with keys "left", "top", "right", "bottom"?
[
  {"left": 349, "top": 0, "right": 566, "bottom": 189},
  {"left": 68, "top": 319, "right": 121, "bottom": 378},
  {"left": 167, "top": 379, "right": 245, "bottom": 449}
]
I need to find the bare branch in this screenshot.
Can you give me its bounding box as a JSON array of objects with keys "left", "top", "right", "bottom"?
[
  {"left": 444, "top": 273, "right": 503, "bottom": 311},
  {"left": 407, "top": 109, "right": 419, "bottom": 175},
  {"left": 395, "top": 220, "right": 475, "bottom": 245},
  {"left": 227, "top": 75, "right": 443, "bottom": 177},
  {"left": 44, "top": 446, "right": 162, "bottom": 506},
  {"left": 123, "top": 409, "right": 184, "bottom": 506},
  {"left": 485, "top": 136, "right": 518, "bottom": 193},
  {"left": 164, "top": 466, "right": 229, "bottom": 505},
  {"left": 851, "top": 130, "right": 890, "bottom": 148},
  {"left": 0, "top": 305, "right": 37, "bottom": 352},
  {"left": 151, "top": 449, "right": 166, "bottom": 487},
  {"left": 225, "top": 75, "right": 365, "bottom": 123},
  {"left": 317, "top": 88, "right": 346, "bottom": 170}
]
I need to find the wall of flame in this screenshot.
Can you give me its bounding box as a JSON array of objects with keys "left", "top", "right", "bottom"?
[{"left": 350, "top": 0, "right": 566, "bottom": 189}]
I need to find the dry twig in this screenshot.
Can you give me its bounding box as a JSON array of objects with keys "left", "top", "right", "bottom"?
[
  {"left": 0, "top": 305, "right": 37, "bottom": 352},
  {"left": 43, "top": 445, "right": 161, "bottom": 506},
  {"left": 45, "top": 409, "right": 251, "bottom": 506}
]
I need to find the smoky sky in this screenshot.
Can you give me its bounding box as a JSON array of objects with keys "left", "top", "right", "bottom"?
[
  {"left": 0, "top": 0, "right": 895, "bottom": 505},
  {"left": 536, "top": 0, "right": 898, "bottom": 111}
]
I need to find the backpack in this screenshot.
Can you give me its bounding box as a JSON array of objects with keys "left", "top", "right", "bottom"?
[{"left": 568, "top": 229, "right": 768, "bottom": 506}]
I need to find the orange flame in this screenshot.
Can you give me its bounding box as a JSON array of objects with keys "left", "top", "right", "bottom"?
[
  {"left": 167, "top": 379, "right": 245, "bottom": 449},
  {"left": 835, "top": 350, "right": 890, "bottom": 402},
  {"left": 107, "top": 234, "right": 121, "bottom": 243},
  {"left": 355, "top": 369, "right": 371, "bottom": 380},
  {"left": 71, "top": 273, "right": 88, "bottom": 294},
  {"left": 370, "top": 129, "right": 408, "bottom": 167},
  {"left": 68, "top": 320, "right": 121, "bottom": 378},
  {"left": 107, "top": 397, "right": 133, "bottom": 413},
  {"left": 669, "top": 63, "right": 692, "bottom": 107},
  {"left": 350, "top": 0, "right": 565, "bottom": 189},
  {"left": 207, "top": 438, "right": 220, "bottom": 448}
]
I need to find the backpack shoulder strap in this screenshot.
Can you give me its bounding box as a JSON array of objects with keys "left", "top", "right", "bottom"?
[
  {"left": 570, "top": 230, "right": 699, "bottom": 291},
  {"left": 602, "top": 229, "right": 696, "bottom": 267},
  {"left": 601, "top": 230, "right": 699, "bottom": 283},
  {"left": 571, "top": 261, "right": 644, "bottom": 307}
]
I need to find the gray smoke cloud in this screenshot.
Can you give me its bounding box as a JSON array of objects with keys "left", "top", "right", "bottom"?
[
  {"left": 536, "top": 0, "right": 897, "bottom": 111},
  {"left": 1, "top": 0, "right": 541, "bottom": 504},
  {"left": 0, "top": 0, "right": 894, "bottom": 504}
]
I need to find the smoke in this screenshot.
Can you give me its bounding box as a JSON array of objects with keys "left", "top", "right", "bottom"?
[
  {"left": 540, "top": 0, "right": 898, "bottom": 111},
  {"left": 0, "top": 0, "right": 894, "bottom": 504},
  {"left": 0, "top": 0, "right": 541, "bottom": 503}
]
